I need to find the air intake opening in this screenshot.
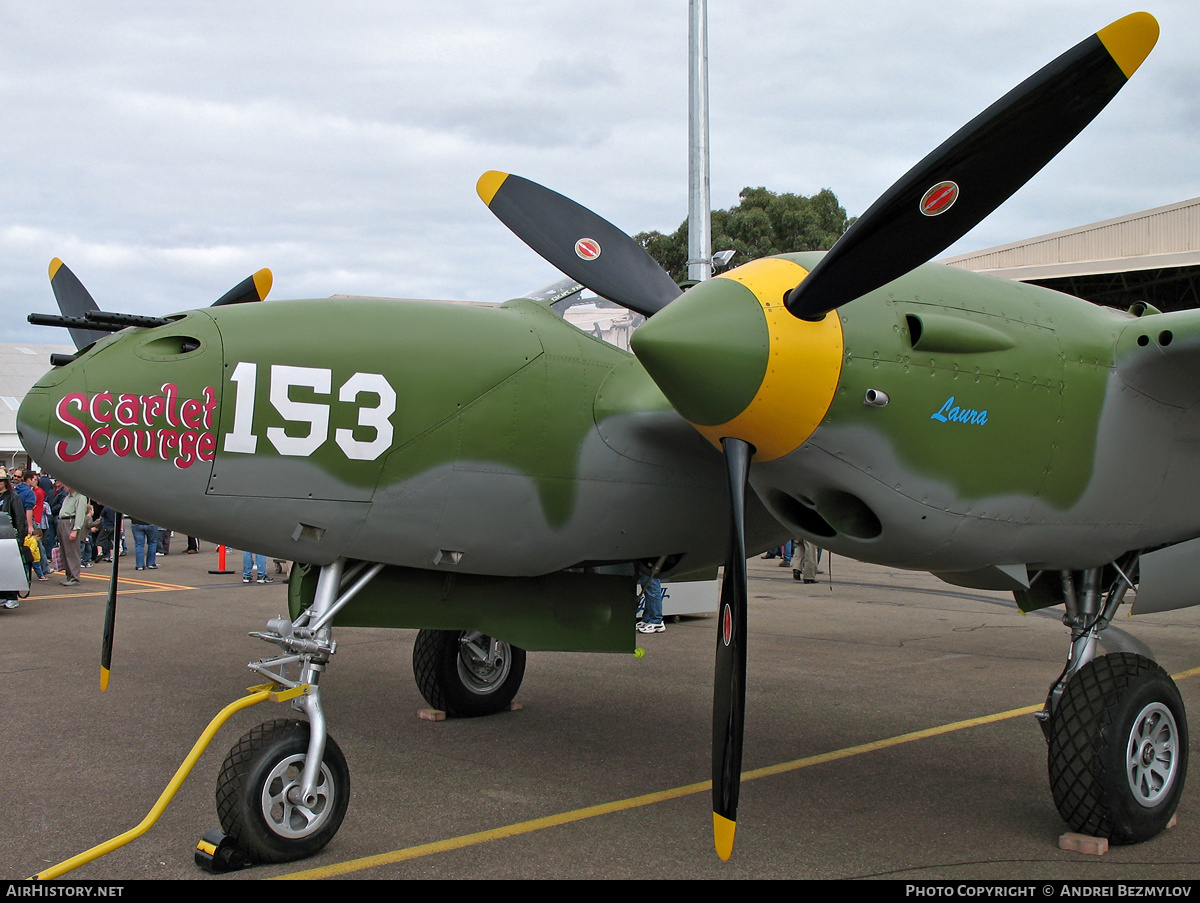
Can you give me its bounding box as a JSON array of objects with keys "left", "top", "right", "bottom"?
[
  {"left": 906, "top": 314, "right": 923, "bottom": 346},
  {"left": 813, "top": 489, "right": 882, "bottom": 540},
  {"left": 765, "top": 487, "right": 883, "bottom": 542},
  {"left": 765, "top": 490, "right": 836, "bottom": 539}
]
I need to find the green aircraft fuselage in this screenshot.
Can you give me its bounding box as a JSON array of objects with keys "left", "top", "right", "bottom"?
[
  {"left": 18, "top": 250, "right": 1200, "bottom": 595},
  {"left": 17, "top": 292, "right": 783, "bottom": 581}
]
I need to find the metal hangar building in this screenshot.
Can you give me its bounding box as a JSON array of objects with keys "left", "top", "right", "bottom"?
[{"left": 941, "top": 196, "right": 1200, "bottom": 313}]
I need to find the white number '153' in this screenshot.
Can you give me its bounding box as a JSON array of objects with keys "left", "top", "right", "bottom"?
[{"left": 223, "top": 362, "right": 396, "bottom": 461}]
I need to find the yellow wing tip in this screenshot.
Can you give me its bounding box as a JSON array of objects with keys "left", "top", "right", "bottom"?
[
  {"left": 1098, "top": 12, "right": 1159, "bottom": 79},
  {"left": 713, "top": 812, "right": 737, "bottom": 861},
  {"left": 476, "top": 170, "right": 510, "bottom": 206},
  {"left": 49, "top": 257, "right": 64, "bottom": 281},
  {"left": 253, "top": 267, "right": 273, "bottom": 301}
]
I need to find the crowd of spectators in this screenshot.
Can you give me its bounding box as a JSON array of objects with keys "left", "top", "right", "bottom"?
[{"left": 0, "top": 466, "right": 207, "bottom": 605}]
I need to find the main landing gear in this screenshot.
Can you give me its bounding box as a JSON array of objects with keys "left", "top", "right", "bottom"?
[
  {"left": 1036, "top": 560, "right": 1189, "bottom": 844},
  {"left": 413, "top": 629, "right": 526, "bottom": 717}
]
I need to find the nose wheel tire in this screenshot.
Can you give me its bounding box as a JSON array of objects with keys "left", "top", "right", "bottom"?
[
  {"left": 413, "top": 628, "right": 526, "bottom": 717},
  {"left": 1048, "top": 653, "right": 1188, "bottom": 844},
  {"left": 215, "top": 719, "right": 350, "bottom": 864}
]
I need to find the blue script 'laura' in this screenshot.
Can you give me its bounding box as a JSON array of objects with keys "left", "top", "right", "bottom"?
[{"left": 931, "top": 397, "right": 988, "bottom": 425}]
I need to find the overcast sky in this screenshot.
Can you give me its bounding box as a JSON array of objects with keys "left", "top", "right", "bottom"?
[{"left": 1, "top": 1, "right": 1196, "bottom": 343}]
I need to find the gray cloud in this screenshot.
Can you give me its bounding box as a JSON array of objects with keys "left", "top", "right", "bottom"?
[{"left": 2, "top": 0, "right": 1197, "bottom": 342}]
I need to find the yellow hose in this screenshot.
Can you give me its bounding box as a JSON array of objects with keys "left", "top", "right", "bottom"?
[{"left": 33, "top": 687, "right": 276, "bottom": 880}]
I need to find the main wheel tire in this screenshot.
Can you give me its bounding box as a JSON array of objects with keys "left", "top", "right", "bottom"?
[
  {"left": 413, "top": 628, "right": 526, "bottom": 717},
  {"left": 216, "top": 719, "right": 350, "bottom": 864},
  {"left": 1048, "top": 652, "right": 1188, "bottom": 844}
]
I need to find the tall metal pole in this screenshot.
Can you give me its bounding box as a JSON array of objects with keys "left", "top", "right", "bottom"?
[{"left": 687, "top": 0, "right": 711, "bottom": 283}]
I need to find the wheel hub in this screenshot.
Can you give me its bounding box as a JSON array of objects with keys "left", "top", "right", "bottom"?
[
  {"left": 457, "top": 632, "right": 513, "bottom": 695},
  {"left": 1126, "top": 702, "right": 1179, "bottom": 808},
  {"left": 262, "top": 753, "right": 337, "bottom": 838}
]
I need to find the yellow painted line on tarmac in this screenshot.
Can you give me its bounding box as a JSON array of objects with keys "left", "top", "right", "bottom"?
[
  {"left": 739, "top": 704, "right": 1044, "bottom": 783},
  {"left": 1171, "top": 665, "right": 1200, "bottom": 683},
  {"left": 81, "top": 572, "right": 192, "bottom": 591},
  {"left": 278, "top": 782, "right": 714, "bottom": 880},
  {"left": 279, "top": 666, "right": 1200, "bottom": 880},
  {"left": 268, "top": 707, "right": 1016, "bottom": 877},
  {"left": 33, "top": 572, "right": 194, "bottom": 598}
]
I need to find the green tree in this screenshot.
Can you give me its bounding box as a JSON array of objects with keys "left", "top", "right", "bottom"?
[{"left": 636, "top": 187, "right": 853, "bottom": 284}]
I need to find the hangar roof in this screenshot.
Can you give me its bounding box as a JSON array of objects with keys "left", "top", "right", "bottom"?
[
  {"left": 941, "top": 196, "right": 1200, "bottom": 280},
  {"left": 940, "top": 197, "right": 1200, "bottom": 311}
]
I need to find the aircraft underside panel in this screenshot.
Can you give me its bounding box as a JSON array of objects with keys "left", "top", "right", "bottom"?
[{"left": 287, "top": 562, "right": 635, "bottom": 653}]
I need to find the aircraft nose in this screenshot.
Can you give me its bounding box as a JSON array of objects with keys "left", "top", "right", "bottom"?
[
  {"left": 632, "top": 256, "right": 844, "bottom": 461},
  {"left": 16, "top": 385, "right": 55, "bottom": 467},
  {"left": 15, "top": 313, "right": 225, "bottom": 499},
  {"left": 17, "top": 346, "right": 97, "bottom": 470}
]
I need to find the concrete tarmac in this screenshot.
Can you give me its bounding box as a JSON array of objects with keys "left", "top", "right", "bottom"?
[{"left": 4, "top": 548, "right": 1200, "bottom": 881}]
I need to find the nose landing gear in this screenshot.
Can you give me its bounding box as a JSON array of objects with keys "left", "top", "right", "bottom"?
[
  {"left": 213, "top": 558, "right": 382, "bottom": 864},
  {"left": 216, "top": 718, "right": 351, "bottom": 863}
]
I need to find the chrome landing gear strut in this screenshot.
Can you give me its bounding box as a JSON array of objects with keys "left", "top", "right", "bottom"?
[
  {"left": 1037, "top": 556, "right": 1137, "bottom": 733},
  {"left": 216, "top": 558, "right": 383, "bottom": 864}
]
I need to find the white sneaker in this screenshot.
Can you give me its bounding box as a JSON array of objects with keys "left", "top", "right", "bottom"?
[{"left": 4, "top": 600, "right": 19, "bottom": 609}]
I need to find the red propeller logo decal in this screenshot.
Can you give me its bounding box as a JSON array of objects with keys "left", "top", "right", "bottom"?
[
  {"left": 574, "top": 238, "right": 602, "bottom": 260},
  {"left": 722, "top": 604, "right": 733, "bottom": 646},
  {"left": 920, "top": 180, "right": 959, "bottom": 216}
]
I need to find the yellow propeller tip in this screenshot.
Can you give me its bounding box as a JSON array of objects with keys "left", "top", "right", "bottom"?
[
  {"left": 253, "top": 267, "right": 273, "bottom": 301},
  {"left": 713, "top": 812, "right": 737, "bottom": 861},
  {"left": 476, "top": 170, "right": 510, "bottom": 206},
  {"left": 1098, "top": 11, "right": 1159, "bottom": 79},
  {"left": 100, "top": 666, "right": 110, "bottom": 693},
  {"left": 49, "top": 257, "right": 64, "bottom": 280}
]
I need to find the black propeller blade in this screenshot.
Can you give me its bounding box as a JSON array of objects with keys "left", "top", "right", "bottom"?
[
  {"left": 477, "top": 171, "right": 682, "bottom": 318},
  {"left": 212, "top": 268, "right": 273, "bottom": 306},
  {"left": 713, "top": 437, "right": 752, "bottom": 860},
  {"left": 785, "top": 11, "right": 1159, "bottom": 321},
  {"left": 100, "top": 512, "right": 122, "bottom": 692},
  {"left": 48, "top": 258, "right": 108, "bottom": 350}
]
